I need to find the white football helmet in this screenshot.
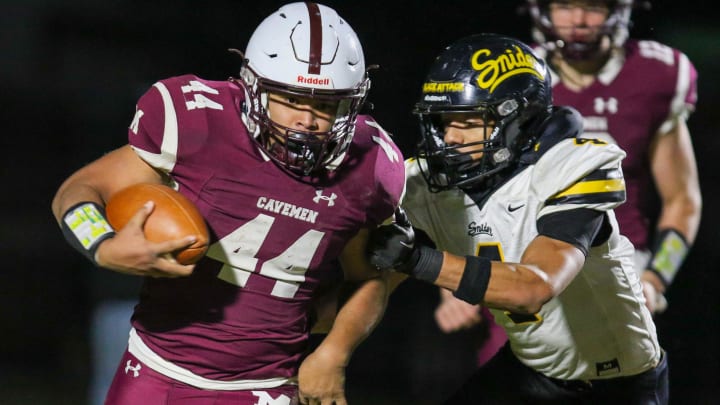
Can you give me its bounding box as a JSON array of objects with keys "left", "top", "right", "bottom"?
[{"left": 237, "top": 2, "right": 370, "bottom": 175}]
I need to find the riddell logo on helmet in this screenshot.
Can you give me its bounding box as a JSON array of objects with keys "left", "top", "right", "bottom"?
[
  {"left": 471, "top": 45, "right": 544, "bottom": 93},
  {"left": 297, "top": 75, "right": 331, "bottom": 86}
]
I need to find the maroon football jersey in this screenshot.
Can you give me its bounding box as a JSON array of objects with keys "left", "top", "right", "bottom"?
[
  {"left": 539, "top": 39, "right": 698, "bottom": 250},
  {"left": 125, "top": 74, "right": 405, "bottom": 381}
]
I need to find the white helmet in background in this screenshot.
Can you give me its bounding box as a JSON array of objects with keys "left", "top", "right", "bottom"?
[{"left": 238, "top": 2, "right": 370, "bottom": 175}]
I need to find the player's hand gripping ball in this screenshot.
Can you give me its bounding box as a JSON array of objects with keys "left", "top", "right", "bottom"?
[{"left": 106, "top": 184, "right": 209, "bottom": 264}]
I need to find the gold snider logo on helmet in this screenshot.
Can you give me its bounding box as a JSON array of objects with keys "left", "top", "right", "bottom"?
[{"left": 472, "top": 45, "right": 545, "bottom": 93}]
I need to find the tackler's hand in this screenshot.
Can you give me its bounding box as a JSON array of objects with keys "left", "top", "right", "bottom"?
[{"left": 367, "top": 207, "right": 417, "bottom": 272}]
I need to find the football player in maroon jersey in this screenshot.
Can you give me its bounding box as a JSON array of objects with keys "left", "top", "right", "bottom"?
[
  {"left": 51, "top": 3, "right": 405, "bottom": 404},
  {"left": 526, "top": 0, "right": 701, "bottom": 315}
]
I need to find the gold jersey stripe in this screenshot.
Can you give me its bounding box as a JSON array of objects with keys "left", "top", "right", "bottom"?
[{"left": 553, "top": 178, "right": 625, "bottom": 199}]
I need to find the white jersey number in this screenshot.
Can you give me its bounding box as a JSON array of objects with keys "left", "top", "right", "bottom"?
[{"left": 206, "top": 214, "right": 324, "bottom": 298}]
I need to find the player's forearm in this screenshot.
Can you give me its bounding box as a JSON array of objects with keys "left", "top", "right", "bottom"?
[
  {"left": 652, "top": 120, "right": 702, "bottom": 244},
  {"left": 435, "top": 253, "right": 553, "bottom": 315},
  {"left": 434, "top": 238, "right": 583, "bottom": 314},
  {"left": 656, "top": 191, "right": 702, "bottom": 244},
  {"left": 313, "top": 277, "right": 388, "bottom": 366}
]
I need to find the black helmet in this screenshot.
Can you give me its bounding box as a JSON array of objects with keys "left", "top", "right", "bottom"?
[
  {"left": 413, "top": 33, "right": 552, "bottom": 192},
  {"left": 527, "top": 0, "right": 635, "bottom": 60}
]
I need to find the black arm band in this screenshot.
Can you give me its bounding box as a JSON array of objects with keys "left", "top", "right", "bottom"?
[
  {"left": 404, "top": 245, "right": 444, "bottom": 283},
  {"left": 646, "top": 228, "right": 689, "bottom": 288},
  {"left": 60, "top": 202, "right": 116, "bottom": 266},
  {"left": 452, "top": 256, "right": 492, "bottom": 305}
]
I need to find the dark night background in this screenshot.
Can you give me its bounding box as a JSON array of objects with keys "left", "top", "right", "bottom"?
[{"left": 2, "top": 1, "right": 718, "bottom": 403}]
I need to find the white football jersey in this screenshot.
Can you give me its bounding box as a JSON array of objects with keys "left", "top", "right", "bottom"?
[{"left": 402, "top": 137, "right": 661, "bottom": 381}]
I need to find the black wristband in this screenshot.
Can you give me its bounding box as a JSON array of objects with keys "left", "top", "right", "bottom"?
[
  {"left": 453, "top": 256, "right": 492, "bottom": 305},
  {"left": 61, "top": 202, "right": 116, "bottom": 266},
  {"left": 402, "top": 245, "right": 443, "bottom": 283}
]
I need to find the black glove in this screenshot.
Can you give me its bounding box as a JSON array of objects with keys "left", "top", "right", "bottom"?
[{"left": 367, "top": 207, "right": 418, "bottom": 273}]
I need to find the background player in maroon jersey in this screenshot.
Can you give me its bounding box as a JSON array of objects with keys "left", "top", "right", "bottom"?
[
  {"left": 50, "top": 2, "right": 405, "bottom": 404},
  {"left": 526, "top": 0, "right": 701, "bottom": 314}
]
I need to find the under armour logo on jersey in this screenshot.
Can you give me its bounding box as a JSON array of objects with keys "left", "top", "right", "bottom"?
[
  {"left": 313, "top": 190, "right": 337, "bottom": 206},
  {"left": 593, "top": 97, "right": 618, "bottom": 114},
  {"left": 251, "top": 391, "right": 291, "bottom": 405},
  {"left": 124, "top": 360, "right": 141, "bottom": 378}
]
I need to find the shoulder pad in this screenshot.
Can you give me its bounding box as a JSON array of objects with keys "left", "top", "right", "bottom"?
[
  {"left": 354, "top": 117, "right": 406, "bottom": 224},
  {"left": 519, "top": 106, "right": 583, "bottom": 164},
  {"left": 532, "top": 136, "right": 627, "bottom": 210}
]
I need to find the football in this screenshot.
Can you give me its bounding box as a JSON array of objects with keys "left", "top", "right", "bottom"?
[{"left": 105, "top": 183, "right": 209, "bottom": 264}]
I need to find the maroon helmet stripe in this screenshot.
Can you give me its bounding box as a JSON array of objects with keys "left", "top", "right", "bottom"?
[{"left": 306, "top": 2, "right": 322, "bottom": 74}]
